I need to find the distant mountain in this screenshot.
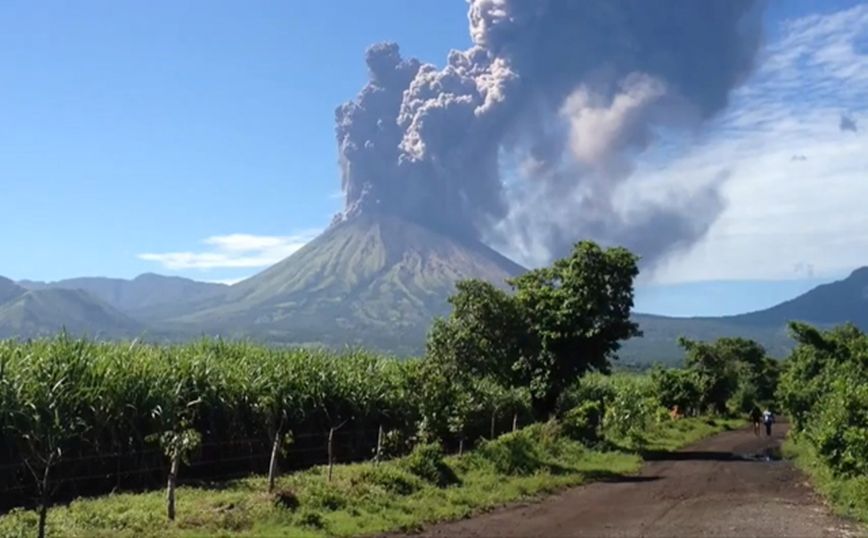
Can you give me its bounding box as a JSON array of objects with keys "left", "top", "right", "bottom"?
[
  {"left": 2, "top": 229, "right": 865, "bottom": 364},
  {"left": 621, "top": 314, "right": 795, "bottom": 365},
  {"left": 720, "top": 267, "right": 868, "bottom": 328},
  {"left": 18, "top": 273, "right": 226, "bottom": 317},
  {"left": 0, "top": 288, "right": 141, "bottom": 339},
  {"left": 0, "top": 277, "right": 25, "bottom": 304},
  {"left": 164, "top": 213, "right": 525, "bottom": 354},
  {"left": 621, "top": 268, "right": 868, "bottom": 364}
]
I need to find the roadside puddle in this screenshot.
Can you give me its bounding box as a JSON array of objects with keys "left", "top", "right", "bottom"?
[{"left": 737, "top": 446, "right": 783, "bottom": 462}]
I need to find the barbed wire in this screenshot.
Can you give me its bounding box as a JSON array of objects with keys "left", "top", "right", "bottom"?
[{"left": 0, "top": 421, "right": 518, "bottom": 502}]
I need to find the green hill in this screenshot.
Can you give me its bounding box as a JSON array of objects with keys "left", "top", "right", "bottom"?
[
  {"left": 0, "top": 288, "right": 141, "bottom": 339},
  {"left": 0, "top": 277, "right": 24, "bottom": 305},
  {"left": 18, "top": 273, "right": 226, "bottom": 317}
]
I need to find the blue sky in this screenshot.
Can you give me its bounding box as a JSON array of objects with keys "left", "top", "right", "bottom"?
[{"left": 1, "top": 0, "right": 866, "bottom": 317}]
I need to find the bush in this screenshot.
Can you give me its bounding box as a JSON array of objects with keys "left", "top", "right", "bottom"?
[
  {"left": 562, "top": 401, "right": 603, "bottom": 444},
  {"left": 603, "top": 377, "right": 659, "bottom": 445},
  {"left": 272, "top": 488, "right": 300, "bottom": 510},
  {"left": 808, "top": 379, "right": 868, "bottom": 477},
  {"left": 472, "top": 430, "right": 548, "bottom": 475},
  {"left": 400, "top": 443, "right": 459, "bottom": 487},
  {"left": 301, "top": 481, "right": 347, "bottom": 511},
  {"left": 651, "top": 367, "right": 701, "bottom": 416},
  {"left": 296, "top": 509, "right": 325, "bottom": 529},
  {"left": 355, "top": 465, "right": 422, "bottom": 495}
]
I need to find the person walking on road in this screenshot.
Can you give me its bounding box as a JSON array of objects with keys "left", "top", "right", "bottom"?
[
  {"left": 750, "top": 406, "right": 762, "bottom": 436},
  {"left": 761, "top": 408, "right": 775, "bottom": 436}
]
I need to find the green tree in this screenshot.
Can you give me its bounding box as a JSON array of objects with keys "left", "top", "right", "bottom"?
[
  {"left": 650, "top": 366, "right": 701, "bottom": 416},
  {"left": 510, "top": 242, "right": 640, "bottom": 418},
  {"left": 427, "top": 242, "right": 640, "bottom": 420},
  {"left": 426, "top": 279, "right": 532, "bottom": 389}
]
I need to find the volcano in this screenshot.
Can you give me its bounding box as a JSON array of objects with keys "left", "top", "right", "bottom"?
[{"left": 165, "top": 214, "right": 526, "bottom": 354}]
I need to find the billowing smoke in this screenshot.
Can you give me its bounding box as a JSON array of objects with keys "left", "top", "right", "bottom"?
[
  {"left": 335, "top": 0, "right": 764, "bottom": 266},
  {"left": 840, "top": 114, "right": 858, "bottom": 132}
]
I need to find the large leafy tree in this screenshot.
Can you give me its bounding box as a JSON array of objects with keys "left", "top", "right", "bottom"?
[
  {"left": 427, "top": 279, "right": 533, "bottom": 389},
  {"left": 677, "top": 336, "right": 776, "bottom": 414},
  {"left": 428, "top": 241, "right": 640, "bottom": 419},
  {"left": 510, "top": 241, "right": 640, "bottom": 417}
]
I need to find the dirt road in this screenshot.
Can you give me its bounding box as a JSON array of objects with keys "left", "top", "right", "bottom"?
[{"left": 399, "top": 424, "right": 864, "bottom": 537}]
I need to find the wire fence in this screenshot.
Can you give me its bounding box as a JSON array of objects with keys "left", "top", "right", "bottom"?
[{"left": 0, "top": 417, "right": 523, "bottom": 513}]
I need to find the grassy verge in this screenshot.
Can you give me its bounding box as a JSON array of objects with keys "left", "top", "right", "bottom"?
[
  {"left": 782, "top": 436, "right": 868, "bottom": 524},
  {"left": 0, "top": 417, "right": 739, "bottom": 538}
]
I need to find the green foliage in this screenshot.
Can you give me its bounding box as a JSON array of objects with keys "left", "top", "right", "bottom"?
[
  {"left": 510, "top": 242, "right": 640, "bottom": 417},
  {"left": 0, "top": 337, "right": 429, "bottom": 504},
  {"left": 426, "top": 280, "right": 532, "bottom": 389},
  {"left": 602, "top": 377, "right": 659, "bottom": 446},
  {"left": 677, "top": 336, "right": 777, "bottom": 415},
  {"left": 428, "top": 241, "right": 640, "bottom": 422},
  {"left": 784, "top": 437, "right": 868, "bottom": 524},
  {"left": 778, "top": 323, "right": 868, "bottom": 478},
  {"left": 471, "top": 429, "right": 550, "bottom": 475},
  {"left": 561, "top": 401, "right": 603, "bottom": 444},
  {"left": 400, "top": 443, "right": 458, "bottom": 487},
  {"left": 355, "top": 465, "right": 422, "bottom": 495},
  {"left": 0, "top": 395, "right": 737, "bottom": 538},
  {"left": 650, "top": 366, "right": 701, "bottom": 415}
]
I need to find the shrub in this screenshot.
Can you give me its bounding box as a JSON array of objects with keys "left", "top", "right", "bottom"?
[
  {"left": 355, "top": 465, "right": 422, "bottom": 495},
  {"left": 296, "top": 509, "right": 325, "bottom": 529},
  {"left": 400, "top": 443, "right": 459, "bottom": 487},
  {"left": 472, "top": 430, "right": 547, "bottom": 475},
  {"left": 808, "top": 378, "right": 868, "bottom": 477},
  {"left": 562, "top": 401, "right": 603, "bottom": 444},
  {"left": 301, "top": 481, "right": 347, "bottom": 511},
  {"left": 272, "top": 488, "right": 300, "bottom": 510}
]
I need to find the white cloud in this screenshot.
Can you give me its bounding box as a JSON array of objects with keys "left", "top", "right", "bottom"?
[
  {"left": 139, "top": 230, "right": 320, "bottom": 270},
  {"left": 636, "top": 4, "right": 868, "bottom": 284},
  {"left": 206, "top": 278, "right": 246, "bottom": 286}
]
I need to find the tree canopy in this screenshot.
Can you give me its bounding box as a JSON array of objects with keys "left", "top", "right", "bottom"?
[{"left": 427, "top": 241, "right": 640, "bottom": 418}]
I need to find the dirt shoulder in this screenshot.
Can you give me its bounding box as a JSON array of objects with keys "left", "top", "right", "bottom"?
[{"left": 390, "top": 423, "right": 865, "bottom": 538}]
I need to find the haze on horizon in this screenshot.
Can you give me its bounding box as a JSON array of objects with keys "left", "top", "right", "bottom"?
[{"left": 1, "top": 0, "right": 866, "bottom": 317}]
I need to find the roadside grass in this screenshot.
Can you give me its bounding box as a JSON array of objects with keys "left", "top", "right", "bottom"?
[
  {"left": 0, "top": 417, "right": 736, "bottom": 538},
  {"left": 783, "top": 437, "right": 868, "bottom": 524},
  {"left": 640, "top": 417, "right": 745, "bottom": 452}
]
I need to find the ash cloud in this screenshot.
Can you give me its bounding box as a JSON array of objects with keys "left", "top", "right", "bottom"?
[
  {"left": 335, "top": 0, "right": 764, "bottom": 266},
  {"left": 840, "top": 114, "right": 858, "bottom": 132}
]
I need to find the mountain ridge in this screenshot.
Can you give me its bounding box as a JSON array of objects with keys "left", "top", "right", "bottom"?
[
  {"left": 18, "top": 273, "right": 226, "bottom": 315},
  {"left": 160, "top": 213, "right": 526, "bottom": 353},
  {"left": 0, "top": 288, "right": 142, "bottom": 339},
  {"left": 1, "top": 221, "right": 865, "bottom": 362}
]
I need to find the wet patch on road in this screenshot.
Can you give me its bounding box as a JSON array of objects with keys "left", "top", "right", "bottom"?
[{"left": 737, "top": 446, "right": 783, "bottom": 462}]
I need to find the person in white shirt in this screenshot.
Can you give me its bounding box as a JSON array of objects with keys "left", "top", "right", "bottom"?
[{"left": 761, "top": 409, "right": 775, "bottom": 436}]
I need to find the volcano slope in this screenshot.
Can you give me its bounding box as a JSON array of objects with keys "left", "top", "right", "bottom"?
[
  {"left": 389, "top": 423, "right": 863, "bottom": 538},
  {"left": 166, "top": 214, "right": 525, "bottom": 354}
]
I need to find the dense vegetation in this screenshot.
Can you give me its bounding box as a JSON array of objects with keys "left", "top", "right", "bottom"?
[
  {"left": 777, "top": 322, "right": 868, "bottom": 521},
  {"left": 0, "top": 241, "right": 638, "bottom": 531},
  {"left": 0, "top": 370, "right": 741, "bottom": 537},
  {"left": 428, "top": 241, "right": 639, "bottom": 418},
  {"left": 650, "top": 337, "right": 780, "bottom": 417},
  {"left": 12, "top": 240, "right": 856, "bottom": 536}
]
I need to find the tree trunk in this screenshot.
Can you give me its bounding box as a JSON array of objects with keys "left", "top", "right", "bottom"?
[
  {"left": 374, "top": 424, "right": 384, "bottom": 465},
  {"left": 490, "top": 410, "right": 497, "bottom": 439},
  {"left": 327, "top": 427, "right": 335, "bottom": 482},
  {"left": 458, "top": 437, "right": 464, "bottom": 456},
  {"left": 37, "top": 463, "right": 51, "bottom": 538},
  {"left": 166, "top": 449, "right": 180, "bottom": 521},
  {"left": 532, "top": 391, "right": 559, "bottom": 422},
  {"left": 512, "top": 412, "right": 518, "bottom": 432},
  {"left": 268, "top": 428, "right": 281, "bottom": 493}
]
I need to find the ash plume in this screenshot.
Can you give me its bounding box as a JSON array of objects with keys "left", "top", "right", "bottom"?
[{"left": 335, "top": 0, "right": 764, "bottom": 266}]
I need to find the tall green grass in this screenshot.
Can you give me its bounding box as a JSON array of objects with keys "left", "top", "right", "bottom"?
[{"left": 0, "top": 416, "right": 734, "bottom": 538}]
